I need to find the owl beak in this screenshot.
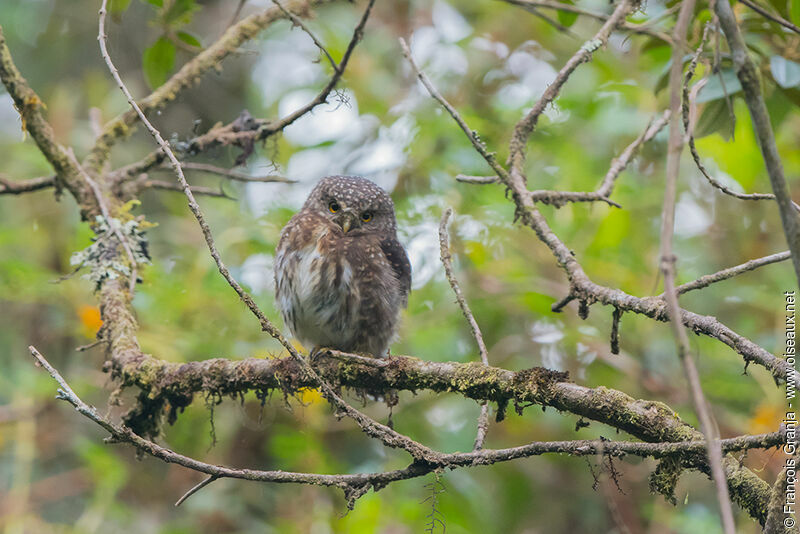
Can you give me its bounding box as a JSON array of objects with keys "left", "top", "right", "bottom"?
[{"left": 338, "top": 210, "right": 357, "bottom": 233}]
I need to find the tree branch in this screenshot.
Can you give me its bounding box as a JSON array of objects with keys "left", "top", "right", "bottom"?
[
  {"left": 29, "top": 345, "right": 781, "bottom": 513},
  {"left": 0, "top": 174, "right": 55, "bottom": 195},
  {"left": 738, "top": 0, "right": 800, "bottom": 35},
  {"left": 671, "top": 251, "right": 791, "bottom": 295},
  {"left": 159, "top": 162, "right": 293, "bottom": 183},
  {"left": 682, "top": 28, "right": 787, "bottom": 205},
  {"left": 525, "top": 110, "right": 671, "bottom": 208}
]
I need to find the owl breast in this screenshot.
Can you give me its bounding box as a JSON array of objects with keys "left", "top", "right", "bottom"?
[{"left": 275, "top": 228, "right": 361, "bottom": 352}]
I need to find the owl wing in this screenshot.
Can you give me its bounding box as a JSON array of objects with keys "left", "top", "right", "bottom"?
[{"left": 380, "top": 237, "right": 411, "bottom": 307}]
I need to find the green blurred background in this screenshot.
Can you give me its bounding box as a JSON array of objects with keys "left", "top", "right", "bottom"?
[{"left": 1, "top": 0, "right": 798, "bottom": 532}]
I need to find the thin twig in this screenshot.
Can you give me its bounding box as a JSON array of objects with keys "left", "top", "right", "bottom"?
[
  {"left": 256, "top": 0, "right": 375, "bottom": 139},
  {"left": 456, "top": 175, "right": 498, "bottom": 185},
  {"left": 439, "top": 208, "right": 490, "bottom": 450},
  {"left": 227, "top": 0, "right": 248, "bottom": 31},
  {"left": 138, "top": 178, "right": 233, "bottom": 199},
  {"left": 738, "top": 0, "right": 800, "bottom": 35},
  {"left": 400, "top": 38, "right": 510, "bottom": 182},
  {"left": 671, "top": 251, "right": 791, "bottom": 295},
  {"left": 660, "top": 2, "right": 736, "bottom": 531},
  {"left": 272, "top": 0, "right": 338, "bottom": 72},
  {"left": 501, "top": 0, "right": 674, "bottom": 45},
  {"left": 175, "top": 475, "right": 218, "bottom": 507},
  {"left": 164, "top": 162, "right": 293, "bottom": 183},
  {"left": 681, "top": 27, "right": 779, "bottom": 204},
  {"left": 517, "top": 110, "right": 672, "bottom": 209}
]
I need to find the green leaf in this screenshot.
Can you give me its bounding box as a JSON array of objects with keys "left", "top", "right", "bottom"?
[
  {"left": 144, "top": 0, "right": 163, "bottom": 6},
  {"left": 164, "top": 0, "right": 200, "bottom": 26},
  {"left": 770, "top": 55, "right": 800, "bottom": 88},
  {"left": 142, "top": 37, "right": 175, "bottom": 89},
  {"left": 696, "top": 69, "right": 743, "bottom": 103},
  {"left": 556, "top": 1, "right": 579, "bottom": 27},
  {"left": 176, "top": 31, "right": 201, "bottom": 48},
  {"left": 695, "top": 99, "right": 735, "bottom": 139}
]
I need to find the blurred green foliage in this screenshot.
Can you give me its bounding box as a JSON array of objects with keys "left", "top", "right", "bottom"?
[{"left": 1, "top": 0, "right": 798, "bottom": 532}]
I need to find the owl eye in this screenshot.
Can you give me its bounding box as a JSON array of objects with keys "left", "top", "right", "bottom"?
[
  {"left": 328, "top": 201, "right": 340, "bottom": 213},
  {"left": 360, "top": 211, "right": 373, "bottom": 223}
]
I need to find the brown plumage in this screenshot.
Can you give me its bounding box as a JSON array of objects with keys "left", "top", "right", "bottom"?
[{"left": 274, "top": 175, "right": 411, "bottom": 357}]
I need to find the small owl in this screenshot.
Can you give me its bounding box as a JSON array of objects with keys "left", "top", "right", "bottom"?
[{"left": 274, "top": 175, "right": 411, "bottom": 357}]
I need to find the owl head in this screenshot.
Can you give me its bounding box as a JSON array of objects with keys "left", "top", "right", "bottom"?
[{"left": 304, "top": 175, "right": 398, "bottom": 236}]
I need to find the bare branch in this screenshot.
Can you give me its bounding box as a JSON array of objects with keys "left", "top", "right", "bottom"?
[
  {"left": 399, "top": 38, "right": 511, "bottom": 182},
  {"left": 256, "top": 0, "right": 376, "bottom": 139},
  {"left": 0, "top": 174, "right": 55, "bottom": 195},
  {"left": 596, "top": 110, "right": 671, "bottom": 198},
  {"left": 501, "top": 0, "right": 673, "bottom": 45},
  {"left": 136, "top": 177, "right": 233, "bottom": 199},
  {"left": 272, "top": 0, "right": 338, "bottom": 72},
  {"left": 463, "top": 111, "right": 666, "bottom": 209},
  {"left": 715, "top": 0, "right": 800, "bottom": 288},
  {"left": 0, "top": 26, "right": 93, "bottom": 207},
  {"left": 659, "top": 2, "right": 736, "bottom": 530},
  {"left": 163, "top": 162, "right": 293, "bottom": 183},
  {"left": 456, "top": 175, "right": 498, "bottom": 184},
  {"left": 439, "top": 208, "right": 491, "bottom": 450},
  {"left": 672, "top": 251, "right": 791, "bottom": 295},
  {"left": 682, "top": 28, "right": 785, "bottom": 205},
  {"left": 174, "top": 475, "right": 218, "bottom": 507},
  {"left": 738, "top": 0, "right": 800, "bottom": 35}
]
